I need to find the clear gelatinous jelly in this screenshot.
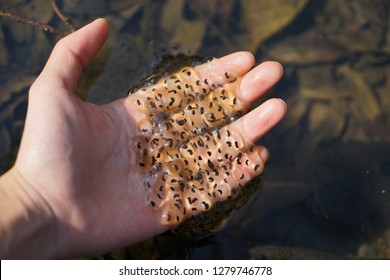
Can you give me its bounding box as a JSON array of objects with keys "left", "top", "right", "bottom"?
[{"left": 128, "top": 59, "right": 264, "bottom": 227}]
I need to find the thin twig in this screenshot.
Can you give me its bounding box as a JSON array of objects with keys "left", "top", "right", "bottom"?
[
  {"left": 0, "top": 10, "right": 69, "bottom": 36},
  {"left": 50, "top": 0, "right": 76, "bottom": 32}
]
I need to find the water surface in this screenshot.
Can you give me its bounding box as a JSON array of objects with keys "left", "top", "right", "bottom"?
[{"left": 0, "top": 0, "right": 389, "bottom": 259}]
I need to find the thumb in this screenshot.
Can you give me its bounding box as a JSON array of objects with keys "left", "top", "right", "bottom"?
[{"left": 34, "top": 18, "right": 109, "bottom": 93}]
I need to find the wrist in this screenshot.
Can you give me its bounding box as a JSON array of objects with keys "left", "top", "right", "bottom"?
[{"left": 0, "top": 167, "right": 58, "bottom": 259}]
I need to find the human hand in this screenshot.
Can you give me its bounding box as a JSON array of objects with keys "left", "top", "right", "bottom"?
[{"left": 0, "top": 19, "right": 286, "bottom": 258}]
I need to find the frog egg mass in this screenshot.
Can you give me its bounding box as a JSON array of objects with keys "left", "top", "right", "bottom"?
[{"left": 129, "top": 58, "right": 264, "bottom": 229}]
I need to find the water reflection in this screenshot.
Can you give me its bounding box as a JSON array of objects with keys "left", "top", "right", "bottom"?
[{"left": 0, "top": 0, "right": 389, "bottom": 259}]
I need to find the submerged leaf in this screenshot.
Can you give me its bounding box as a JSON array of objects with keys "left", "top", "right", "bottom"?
[
  {"left": 241, "top": 0, "right": 308, "bottom": 51},
  {"left": 160, "top": 0, "right": 208, "bottom": 53}
]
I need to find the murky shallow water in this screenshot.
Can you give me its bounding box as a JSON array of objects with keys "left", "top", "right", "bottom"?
[{"left": 1, "top": 0, "right": 389, "bottom": 259}]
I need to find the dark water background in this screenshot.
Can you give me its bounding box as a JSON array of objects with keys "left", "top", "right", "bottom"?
[{"left": 1, "top": 0, "right": 389, "bottom": 259}]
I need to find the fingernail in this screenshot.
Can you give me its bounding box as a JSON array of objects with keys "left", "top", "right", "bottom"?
[
  {"left": 277, "top": 98, "right": 287, "bottom": 109},
  {"left": 273, "top": 61, "right": 283, "bottom": 71},
  {"left": 257, "top": 145, "right": 269, "bottom": 163},
  {"left": 259, "top": 146, "right": 269, "bottom": 162}
]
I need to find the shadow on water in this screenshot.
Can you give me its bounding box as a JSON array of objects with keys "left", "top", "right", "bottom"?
[{"left": 0, "top": 0, "right": 389, "bottom": 259}]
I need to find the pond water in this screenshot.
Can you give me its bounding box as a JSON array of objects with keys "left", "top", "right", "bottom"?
[{"left": 0, "top": 0, "right": 389, "bottom": 259}]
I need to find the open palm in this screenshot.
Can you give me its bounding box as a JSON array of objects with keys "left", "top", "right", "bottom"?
[{"left": 11, "top": 19, "right": 286, "bottom": 258}]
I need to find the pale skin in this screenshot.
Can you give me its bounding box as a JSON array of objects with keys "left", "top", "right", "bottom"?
[{"left": 0, "top": 19, "right": 286, "bottom": 259}]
